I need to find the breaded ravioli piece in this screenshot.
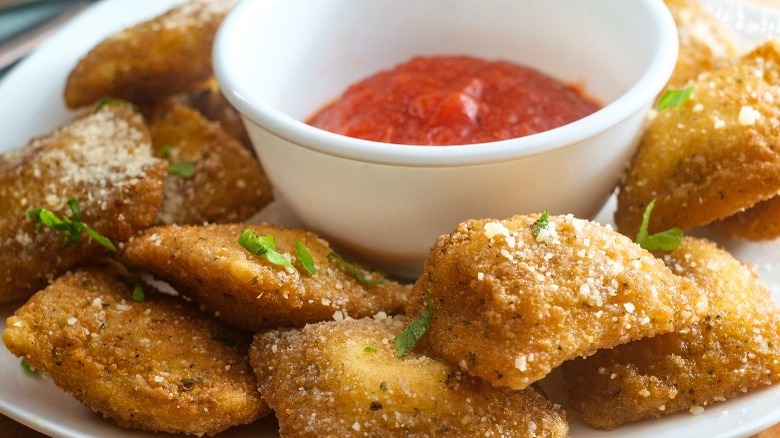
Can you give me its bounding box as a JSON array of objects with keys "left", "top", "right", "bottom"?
[
  {"left": 64, "top": 0, "right": 236, "bottom": 108},
  {"left": 2, "top": 265, "right": 269, "bottom": 436},
  {"left": 143, "top": 99, "right": 273, "bottom": 225},
  {"left": 615, "top": 40, "right": 780, "bottom": 237},
  {"left": 664, "top": 0, "right": 739, "bottom": 89},
  {"left": 176, "top": 77, "right": 252, "bottom": 149},
  {"left": 562, "top": 237, "right": 780, "bottom": 429},
  {"left": 406, "top": 213, "right": 707, "bottom": 390},
  {"left": 121, "top": 223, "right": 410, "bottom": 330},
  {"left": 711, "top": 195, "right": 780, "bottom": 240},
  {"left": 249, "top": 317, "right": 568, "bottom": 437},
  {"left": 0, "top": 103, "right": 166, "bottom": 303}
]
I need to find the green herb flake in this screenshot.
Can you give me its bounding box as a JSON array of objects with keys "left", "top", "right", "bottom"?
[
  {"left": 395, "top": 290, "right": 433, "bottom": 358},
  {"left": 238, "top": 229, "right": 296, "bottom": 271},
  {"left": 168, "top": 161, "right": 196, "bottom": 179},
  {"left": 379, "top": 381, "right": 388, "bottom": 391},
  {"left": 93, "top": 97, "right": 139, "bottom": 114},
  {"left": 532, "top": 210, "right": 550, "bottom": 237},
  {"left": 635, "top": 199, "right": 683, "bottom": 251},
  {"left": 20, "top": 357, "right": 39, "bottom": 376},
  {"left": 657, "top": 86, "right": 694, "bottom": 111},
  {"left": 161, "top": 146, "right": 172, "bottom": 158},
  {"left": 363, "top": 346, "right": 377, "bottom": 353},
  {"left": 295, "top": 240, "right": 317, "bottom": 275},
  {"left": 132, "top": 280, "right": 145, "bottom": 303},
  {"left": 27, "top": 196, "right": 116, "bottom": 252},
  {"left": 329, "top": 251, "right": 383, "bottom": 285}
]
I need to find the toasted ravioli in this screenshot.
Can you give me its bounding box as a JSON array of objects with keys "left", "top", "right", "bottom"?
[
  {"left": 143, "top": 99, "right": 273, "bottom": 225},
  {"left": 64, "top": 0, "right": 236, "bottom": 108},
  {"left": 562, "top": 237, "right": 780, "bottom": 429},
  {"left": 0, "top": 103, "right": 166, "bottom": 303},
  {"left": 664, "top": 0, "right": 739, "bottom": 89},
  {"left": 2, "top": 265, "right": 269, "bottom": 436},
  {"left": 176, "top": 78, "right": 252, "bottom": 148},
  {"left": 120, "top": 223, "right": 410, "bottom": 330},
  {"left": 615, "top": 40, "right": 780, "bottom": 237},
  {"left": 249, "top": 317, "right": 568, "bottom": 437},
  {"left": 711, "top": 196, "right": 780, "bottom": 240},
  {"left": 406, "top": 213, "right": 707, "bottom": 390}
]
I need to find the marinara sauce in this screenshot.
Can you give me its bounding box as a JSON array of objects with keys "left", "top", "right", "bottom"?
[{"left": 307, "top": 55, "right": 601, "bottom": 146}]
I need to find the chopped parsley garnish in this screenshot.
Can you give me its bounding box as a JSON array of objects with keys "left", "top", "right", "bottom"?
[
  {"left": 532, "top": 210, "right": 550, "bottom": 237},
  {"left": 20, "top": 357, "right": 39, "bottom": 376},
  {"left": 161, "top": 146, "right": 172, "bottom": 158},
  {"left": 329, "top": 251, "right": 383, "bottom": 285},
  {"left": 635, "top": 199, "right": 683, "bottom": 251},
  {"left": 295, "top": 240, "right": 317, "bottom": 275},
  {"left": 363, "top": 346, "right": 377, "bottom": 353},
  {"left": 379, "top": 381, "right": 388, "bottom": 391},
  {"left": 238, "top": 229, "right": 295, "bottom": 271},
  {"left": 27, "top": 196, "right": 116, "bottom": 252},
  {"left": 168, "top": 161, "right": 196, "bottom": 179},
  {"left": 93, "top": 97, "right": 139, "bottom": 113},
  {"left": 395, "top": 290, "right": 433, "bottom": 358},
  {"left": 132, "top": 280, "right": 145, "bottom": 302},
  {"left": 657, "top": 86, "right": 694, "bottom": 111}
]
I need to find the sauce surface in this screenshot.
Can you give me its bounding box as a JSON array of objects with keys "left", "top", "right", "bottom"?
[{"left": 307, "top": 56, "right": 601, "bottom": 146}]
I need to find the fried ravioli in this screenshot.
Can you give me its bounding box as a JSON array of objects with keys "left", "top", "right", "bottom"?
[
  {"left": 2, "top": 265, "right": 269, "bottom": 436},
  {"left": 120, "top": 223, "right": 410, "bottom": 331},
  {"left": 64, "top": 0, "right": 236, "bottom": 108},
  {"left": 406, "top": 213, "right": 707, "bottom": 390},
  {"left": 615, "top": 40, "right": 780, "bottom": 237},
  {"left": 711, "top": 195, "right": 780, "bottom": 240},
  {"left": 143, "top": 99, "right": 273, "bottom": 225},
  {"left": 249, "top": 317, "right": 568, "bottom": 437},
  {"left": 0, "top": 103, "right": 166, "bottom": 303},
  {"left": 664, "top": 0, "right": 739, "bottom": 89},
  {"left": 562, "top": 237, "right": 780, "bottom": 429}
]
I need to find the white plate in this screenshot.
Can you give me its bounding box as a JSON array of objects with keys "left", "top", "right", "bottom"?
[{"left": 1, "top": 0, "right": 780, "bottom": 437}]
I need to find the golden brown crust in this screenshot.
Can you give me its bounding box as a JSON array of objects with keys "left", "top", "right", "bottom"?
[
  {"left": 407, "top": 214, "right": 707, "bottom": 390},
  {"left": 2, "top": 265, "right": 269, "bottom": 436},
  {"left": 142, "top": 99, "right": 273, "bottom": 225},
  {"left": 711, "top": 195, "right": 780, "bottom": 240},
  {"left": 120, "top": 223, "right": 410, "bottom": 330},
  {"left": 0, "top": 103, "right": 166, "bottom": 303},
  {"left": 562, "top": 237, "right": 780, "bottom": 429},
  {"left": 64, "top": 0, "right": 236, "bottom": 108},
  {"left": 249, "top": 317, "right": 568, "bottom": 437},
  {"left": 664, "top": 0, "right": 740, "bottom": 89},
  {"left": 615, "top": 40, "right": 780, "bottom": 237}
]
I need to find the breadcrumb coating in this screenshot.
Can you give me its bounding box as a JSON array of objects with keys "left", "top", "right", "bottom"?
[
  {"left": 0, "top": 103, "right": 166, "bottom": 303},
  {"left": 615, "top": 40, "right": 780, "bottom": 237},
  {"left": 250, "top": 317, "right": 568, "bottom": 437},
  {"left": 64, "top": 0, "right": 236, "bottom": 108},
  {"left": 120, "top": 223, "right": 410, "bottom": 330},
  {"left": 2, "top": 265, "right": 269, "bottom": 436},
  {"left": 406, "top": 213, "right": 707, "bottom": 390},
  {"left": 563, "top": 237, "right": 780, "bottom": 429}
]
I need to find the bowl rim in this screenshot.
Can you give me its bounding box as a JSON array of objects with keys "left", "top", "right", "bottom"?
[{"left": 214, "top": 0, "right": 679, "bottom": 167}]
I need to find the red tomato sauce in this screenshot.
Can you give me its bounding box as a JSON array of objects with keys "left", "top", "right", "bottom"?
[{"left": 307, "top": 56, "right": 601, "bottom": 146}]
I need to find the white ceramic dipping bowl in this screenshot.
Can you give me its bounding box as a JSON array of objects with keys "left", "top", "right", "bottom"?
[{"left": 214, "top": 0, "right": 678, "bottom": 279}]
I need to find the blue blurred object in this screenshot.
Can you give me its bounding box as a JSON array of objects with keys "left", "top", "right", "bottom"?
[{"left": 0, "top": 0, "right": 92, "bottom": 78}]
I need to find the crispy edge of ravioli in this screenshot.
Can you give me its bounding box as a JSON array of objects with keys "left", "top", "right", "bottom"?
[
  {"left": 562, "top": 237, "right": 780, "bottom": 429},
  {"left": 664, "top": 0, "right": 740, "bottom": 89},
  {"left": 120, "top": 223, "right": 410, "bottom": 330},
  {"left": 2, "top": 264, "right": 269, "bottom": 436},
  {"left": 406, "top": 213, "right": 708, "bottom": 390},
  {"left": 143, "top": 99, "right": 273, "bottom": 225},
  {"left": 250, "top": 317, "right": 568, "bottom": 437},
  {"left": 0, "top": 103, "right": 166, "bottom": 303},
  {"left": 64, "top": 0, "right": 237, "bottom": 108},
  {"left": 615, "top": 40, "right": 780, "bottom": 236},
  {"left": 711, "top": 195, "right": 780, "bottom": 240}
]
